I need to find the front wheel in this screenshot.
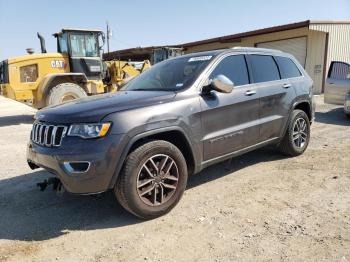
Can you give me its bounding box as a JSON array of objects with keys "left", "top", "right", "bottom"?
[
  {"left": 278, "top": 109, "right": 310, "bottom": 156},
  {"left": 46, "top": 82, "right": 87, "bottom": 107},
  {"left": 115, "top": 140, "right": 188, "bottom": 219}
]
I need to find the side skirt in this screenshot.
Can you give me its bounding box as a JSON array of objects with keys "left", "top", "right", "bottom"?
[{"left": 199, "top": 137, "right": 280, "bottom": 171}]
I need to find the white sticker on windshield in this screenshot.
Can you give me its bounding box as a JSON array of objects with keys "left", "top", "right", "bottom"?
[
  {"left": 176, "top": 83, "right": 184, "bottom": 87},
  {"left": 188, "top": 56, "right": 212, "bottom": 62}
]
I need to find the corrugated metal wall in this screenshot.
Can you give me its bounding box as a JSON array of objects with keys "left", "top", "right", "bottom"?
[{"left": 310, "top": 23, "right": 350, "bottom": 75}]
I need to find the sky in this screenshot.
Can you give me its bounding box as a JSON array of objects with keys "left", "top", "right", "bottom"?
[{"left": 0, "top": 0, "right": 349, "bottom": 60}]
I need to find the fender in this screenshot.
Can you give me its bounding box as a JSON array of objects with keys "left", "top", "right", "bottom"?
[
  {"left": 108, "top": 126, "right": 198, "bottom": 189},
  {"left": 280, "top": 99, "right": 312, "bottom": 141},
  {"left": 34, "top": 73, "right": 88, "bottom": 108}
]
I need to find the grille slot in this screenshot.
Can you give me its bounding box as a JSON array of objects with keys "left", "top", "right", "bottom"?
[{"left": 31, "top": 122, "right": 67, "bottom": 147}]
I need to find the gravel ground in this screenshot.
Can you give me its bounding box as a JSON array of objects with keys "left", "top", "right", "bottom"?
[{"left": 0, "top": 95, "right": 349, "bottom": 262}]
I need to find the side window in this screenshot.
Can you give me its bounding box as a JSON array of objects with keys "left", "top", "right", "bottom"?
[
  {"left": 328, "top": 61, "right": 350, "bottom": 80},
  {"left": 85, "top": 34, "right": 98, "bottom": 57},
  {"left": 275, "top": 56, "right": 302, "bottom": 78},
  {"left": 58, "top": 33, "right": 68, "bottom": 54},
  {"left": 250, "top": 55, "right": 280, "bottom": 83},
  {"left": 210, "top": 55, "right": 249, "bottom": 86}
]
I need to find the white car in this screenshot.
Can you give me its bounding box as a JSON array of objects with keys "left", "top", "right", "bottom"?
[{"left": 324, "top": 61, "right": 350, "bottom": 118}]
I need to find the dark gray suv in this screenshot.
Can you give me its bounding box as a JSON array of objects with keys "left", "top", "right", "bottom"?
[{"left": 27, "top": 48, "right": 314, "bottom": 219}]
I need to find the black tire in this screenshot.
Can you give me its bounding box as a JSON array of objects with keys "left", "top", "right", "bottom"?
[
  {"left": 278, "top": 109, "right": 310, "bottom": 156},
  {"left": 345, "top": 113, "right": 350, "bottom": 119},
  {"left": 46, "top": 82, "right": 87, "bottom": 107},
  {"left": 115, "top": 140, "right": 188, "bottom": 219}
]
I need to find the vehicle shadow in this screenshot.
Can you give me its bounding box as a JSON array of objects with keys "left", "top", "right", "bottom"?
[
  {"left": 0, "top": 114, "right": 35, "bottom": 127},
  {"left": 315, "top": 107, "right": 350, "bottom": 126},
  {"left": 187, "top": 148, "right": 284, "bottom": 189},
  {"left": 0, "top": 148, "right": 285, "bottom": 242}
]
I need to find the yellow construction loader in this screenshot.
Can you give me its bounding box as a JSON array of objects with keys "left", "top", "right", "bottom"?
[{"left": 0, "top": 29, "right": 151, "bottom": 108}]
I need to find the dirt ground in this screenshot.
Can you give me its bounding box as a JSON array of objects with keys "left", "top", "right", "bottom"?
[{"left": 0, "top": 95, "right": 349, "bottom": 262}]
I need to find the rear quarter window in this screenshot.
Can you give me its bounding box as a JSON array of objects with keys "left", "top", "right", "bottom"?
[
  {"left": 249, "top": 55, "right": 280, "bottom": 83},
  {"left": 275, "top": 56, "right": 302, "bottom": 79}
]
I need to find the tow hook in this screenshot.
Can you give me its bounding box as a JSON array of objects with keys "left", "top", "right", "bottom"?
[{"left": 37, "top": 177, "right": 65, "bottom": 194}]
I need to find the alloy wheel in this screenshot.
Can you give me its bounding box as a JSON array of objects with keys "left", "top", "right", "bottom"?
[
  {"left": 293, "top": 117, "right": 308, "bottom": 148},
  {"left": 137, "top": 154, "right": 179, "bottom": 206}
]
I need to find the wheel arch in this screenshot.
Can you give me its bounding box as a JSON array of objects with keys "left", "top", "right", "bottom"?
[
  {"left": 293, "top": 100, "right": 312, "bottom": 122},
  {"left": 279, "top": 99, "right": 312, "bottom": 144},
  {"left": 33, "top": 73, "right": 88, "bottom": 108},
  {"left": 109, "top": 127, "right": 197, "bottom": 189}
]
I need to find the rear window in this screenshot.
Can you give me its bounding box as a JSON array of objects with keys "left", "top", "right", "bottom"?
[
  {"left": 328, "top": 61, "right": 350, "bottom": 80},
  {"left": 275, "top": 56, "right": 302, "bottom": 79},
  {"left": 250, "top": 55, "right": 280, "bottom": 83}
]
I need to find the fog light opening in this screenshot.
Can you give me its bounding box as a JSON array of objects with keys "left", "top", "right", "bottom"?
[{"left": 63, "top": 161, "right": 90, "bottom": 173}]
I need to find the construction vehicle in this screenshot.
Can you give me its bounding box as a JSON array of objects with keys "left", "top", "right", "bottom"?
[
  {"left": 0, "top": 29, "right": 151, "bottom": 109},
  {"left": 151, "top": 47, "right": 184, "bottom": 64}
]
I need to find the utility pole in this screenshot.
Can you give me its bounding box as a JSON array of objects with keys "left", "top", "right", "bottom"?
[{"left": 106, "top": 21, "right": 110, "bottom": 53}]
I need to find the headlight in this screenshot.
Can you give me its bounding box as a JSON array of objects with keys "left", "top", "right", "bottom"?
[{"left": 68, "top": 123, "right": 111, "bottom": 139}]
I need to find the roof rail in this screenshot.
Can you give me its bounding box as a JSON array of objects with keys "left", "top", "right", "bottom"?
[{"left": 231, "top": 46, "right": 283, "bottom": 53}]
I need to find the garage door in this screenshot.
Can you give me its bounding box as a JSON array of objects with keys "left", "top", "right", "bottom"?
[{"left": 256, "top": 37, "right": 307, "bottom": 67}]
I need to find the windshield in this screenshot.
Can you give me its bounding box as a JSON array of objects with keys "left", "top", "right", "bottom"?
[
  {"left": 70, "top": 33, "right": 99, "bottom": 57},
  {"left": 121, "top": 55, "right": 213, "bottom": 91}
]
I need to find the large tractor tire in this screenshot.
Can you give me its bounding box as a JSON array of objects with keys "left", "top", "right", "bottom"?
[{"left": 46, "top": 82, "right": 87, "bottom": 107}]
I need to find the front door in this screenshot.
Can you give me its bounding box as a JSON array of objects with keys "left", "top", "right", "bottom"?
[
  {"left": 200, "top": 54, "right": 260, "bottom": 161},
  {"left": 69, "top": 33, "right": 103, "bottom": 80}
]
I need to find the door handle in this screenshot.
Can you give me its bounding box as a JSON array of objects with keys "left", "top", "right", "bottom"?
[
  {"left": 245, "top": 90, "right": 256, "bottom": 96},
  {"left": 283, "top": 83, "right": 291, "bottom": 88}
]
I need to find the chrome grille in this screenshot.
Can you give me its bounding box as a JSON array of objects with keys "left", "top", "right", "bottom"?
[{"left": 31, "top": 122, "right": 67, "bottom": 147}]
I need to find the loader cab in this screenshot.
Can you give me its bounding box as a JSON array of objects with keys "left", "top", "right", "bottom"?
[
  {"left": 151, "top": 47, "right": 184, "bottom": 64},
  {"left": 54, "top": 29, "right": 104, "bottom": 80}
]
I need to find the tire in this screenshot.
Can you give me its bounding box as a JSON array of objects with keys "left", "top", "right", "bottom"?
[
  {"left": 115, "top": 140, "right": 188, "bottom": 219},
  {"left": 345, "top": 113, "right": 350, "bottom": 119},
  {"left": 278, "top": 109, "right": 310, "bottom": 156},
  {"left": 46, "top": 82, "right": 87, "bottom": 107}
]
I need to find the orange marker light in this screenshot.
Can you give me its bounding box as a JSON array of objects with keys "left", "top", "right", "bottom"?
[{"left": 99, "top": 123, "right": 111, "bottom": 137}]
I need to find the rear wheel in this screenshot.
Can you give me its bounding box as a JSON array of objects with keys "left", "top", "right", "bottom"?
[
  {"left": 46, "top": 82, "right": 87, "bottom": 107},
  {"left": 115, "top": 140, "right": 188, "bottom": 219},
  {"left": 278, "top": 109, "right": 310, "bottom": 156}
]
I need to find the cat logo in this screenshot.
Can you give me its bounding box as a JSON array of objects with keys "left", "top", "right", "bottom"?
[{"left": 51, "top": 60, "right": 65, "bottom": 68}]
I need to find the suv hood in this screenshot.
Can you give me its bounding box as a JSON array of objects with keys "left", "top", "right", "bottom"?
[{"left": 36, "top": 91, "right": 176, "bottom": 124}]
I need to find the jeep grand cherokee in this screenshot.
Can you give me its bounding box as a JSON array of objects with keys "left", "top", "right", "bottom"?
[{"left": 27, "top": 47, "right": 314, "bottom": 219}]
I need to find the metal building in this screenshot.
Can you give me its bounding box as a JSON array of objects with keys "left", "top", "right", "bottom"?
[{"left": 105, "top": 20, "right": 350, "bottom": 94}]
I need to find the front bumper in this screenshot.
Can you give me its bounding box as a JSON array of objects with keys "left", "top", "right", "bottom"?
[{"left": 27, "top": 134, "right": 126, "bottom": 194}]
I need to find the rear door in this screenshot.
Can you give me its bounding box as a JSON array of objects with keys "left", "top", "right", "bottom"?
[
  {"left": 247, "top": 54, "right": 296, "bottom": 141},
  {"left": 200, "top": 54, "right": 260, "bottom": 161},
  {"left": 324, "top": 61, "right": 350, "bottom": 105}
]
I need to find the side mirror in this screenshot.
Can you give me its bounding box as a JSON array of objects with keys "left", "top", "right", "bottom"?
[{"left": 202, "top": 75, "right": 234, "bottom": 94}]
